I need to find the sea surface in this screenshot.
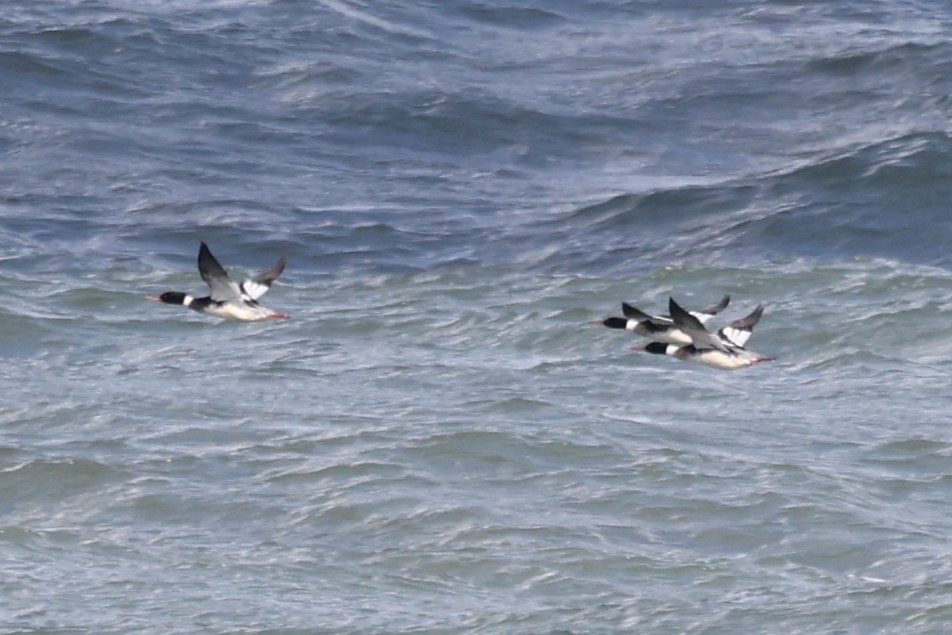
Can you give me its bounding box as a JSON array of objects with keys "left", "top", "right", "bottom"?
[{"left": 2, "top": 1, "right": 952, "bottom": 633}]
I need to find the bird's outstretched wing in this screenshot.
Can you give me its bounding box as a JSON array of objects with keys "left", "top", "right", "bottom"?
[
  {"left": 198, "top": 242, "right": 243, "bottom": 303},
  {"left": 240, "top": 257, "right": 287, "bottom": 301},
  {"left": 669, "top": 297, "right": 731, "bottom": 352},
  {"left": 623, "top": 294, "right": 729, "bottom": 326},
  {"left": 622, "top": 302, "right": 670, "bottom": 326},
  {"left": 693, "top": 295, "right": 730, "bottom": 324},
  {"left": 718, "top": 305, "right": 764, "bottom": 349}
]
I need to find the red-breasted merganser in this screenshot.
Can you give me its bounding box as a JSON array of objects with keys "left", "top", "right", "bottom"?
[
  {"left": 636, "top": 297, "right": 774, "bottom": 369},
  {"left": 147, "top": 242, "right": 288, "bottom": 321},
  {"left": 594, "top": 295, "right": 729, "bottom": 344}
]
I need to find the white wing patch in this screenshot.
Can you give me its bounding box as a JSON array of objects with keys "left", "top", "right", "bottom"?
[
  {"left": 240, "top": 279, "right": 270, "bottom": 302},
  {"left": 717, "top": 304, "right": 764, "bottom": 349},
  {"left": 719, "top": 325, "right": 752, "bottom": 348},
  {"left": 240, "top": 256, "right": 287, "bottom": 301}
]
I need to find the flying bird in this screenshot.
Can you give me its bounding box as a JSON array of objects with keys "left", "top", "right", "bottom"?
[
  {"left": 594, "top": 295, "right": 730, "bottom": 344},
  {"left": 635, "top": 297, "right": 774, "bottom": 369},
  {"left": 147, "top": 242, "right": 288, "bottom": 321}
]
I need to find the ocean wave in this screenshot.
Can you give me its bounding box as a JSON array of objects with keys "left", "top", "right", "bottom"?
[{"left": 518, "top": 132, "right": 952, "bottom": 273}]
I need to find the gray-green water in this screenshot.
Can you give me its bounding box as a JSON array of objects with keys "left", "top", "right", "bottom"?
[
  {"left": 5, "top": 260, "right": 952, "bottom": 632},
  {"left": 3, "top": 1, "right": 952, "bottom": 632}
]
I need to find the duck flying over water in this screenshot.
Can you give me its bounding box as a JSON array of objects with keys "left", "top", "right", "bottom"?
[
  {"left": 636, "top": 297, "right": 774, "bottom": 369},
  {"left": 147, "top": 242, "right": 289, "bottom": 321},
  {"left": 594, "top": 295, "right": 730, "bottom": 345}
]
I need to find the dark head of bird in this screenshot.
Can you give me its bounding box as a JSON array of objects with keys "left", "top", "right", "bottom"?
[
  {"left": 146, "top": 291, "right": 189, "bottom": 305},
  {"left": 598, "top": 317, "right": 629, "bottom": 330},
  {"left": 637, "top": 342, "right": 670, "bottom": 356}
]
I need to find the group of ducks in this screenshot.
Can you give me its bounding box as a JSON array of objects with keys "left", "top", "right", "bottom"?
[
  {"left": 594, "top": 295, "right": 775, "bottom": 369},
  {"left": 148, "top": 243, "right": 775, "bottom": 370}
]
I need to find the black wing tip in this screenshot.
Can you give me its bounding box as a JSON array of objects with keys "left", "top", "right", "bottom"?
[
  {"left": 700, "top": 294, "right": 731, "bottom": 315},
  {"left": 253, "top": 255, "right": 288, "bottom": 285},
  {"left": 197, "top": 241, "right": 229, "bottom": 281},
  {"left": 668, "top": 296, "right": 688, "bottom": 319},
  {"left": 732, "top": 304, "right": 766, "bottom": 330},
  {"left": 668, "top": 296, "right": 708, "bottom": 333},
  {"left": 621, "top": 302, "right": 652, "bottom": 321},
  {"left": 198, "top": 241, "right": 214, "bottom": 261}
]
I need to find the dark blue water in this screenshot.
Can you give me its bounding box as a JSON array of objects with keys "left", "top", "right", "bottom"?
[{"left": 2, "top": 2, "right": 952, "bottom": 633}]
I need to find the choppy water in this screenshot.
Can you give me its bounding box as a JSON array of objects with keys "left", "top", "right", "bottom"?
[{"left": 2, "top": 1, "right": 952, "bottom": 633}]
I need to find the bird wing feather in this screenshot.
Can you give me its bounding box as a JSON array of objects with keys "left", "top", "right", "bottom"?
[
  {"left": 198, "top": 242, "right": 243, "bottom": 303},
  {"left": 669, "top": 297, "right": 732, "bottom": 352},
  {"left": 240, "top": 256, "right": 287, "bottom": 301}
]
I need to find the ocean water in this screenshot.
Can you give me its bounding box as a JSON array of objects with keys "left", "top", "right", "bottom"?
[{"left": 2, "top": 1, "right": 952, "bottom": 633}]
